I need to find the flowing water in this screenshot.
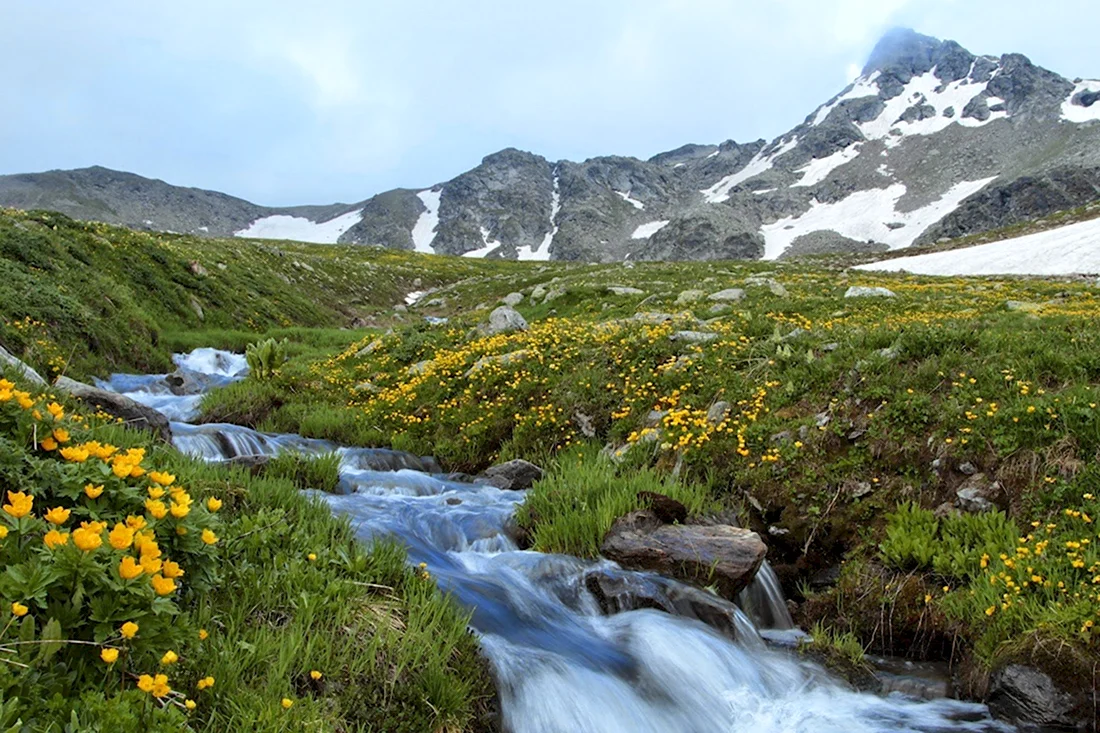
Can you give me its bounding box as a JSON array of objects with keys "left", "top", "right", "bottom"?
[{"left": 100, "top": 350, "right": 1012, "bottom": 733}]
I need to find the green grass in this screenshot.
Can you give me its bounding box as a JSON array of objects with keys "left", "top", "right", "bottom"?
[
  {"left": 262, "top": 451, "right": 343, "bottom": 493},
  {"left": 516, "top": 444, "right": 714, "bottom": 557}
]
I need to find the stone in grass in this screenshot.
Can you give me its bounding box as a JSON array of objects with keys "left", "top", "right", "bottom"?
[
  {"left": 54, "top": 377, "right": 171, "bottom": 443},
  {"left": 501, "top": 292, "right": 524, "bottom": 306},
  {"left": 607, "top": 286, "right": 645, "bottom": 296},
  {"left": 675, "top": 289, "right": 707, "bottom": 305},
  {"left": 483, "top": 306, "right": 528, "bottom": 335},
  {"left": 481, "top": 459, "right": 545, "bottom": 491},
  {"left": 708, "top": 288, "right": 746, "bottom": 302},
  {"left": 844, "top": 286, "right": 896, "bottom": 298},
  {"left": 670, "top": 331, "right": 718, "bottom": 344}
]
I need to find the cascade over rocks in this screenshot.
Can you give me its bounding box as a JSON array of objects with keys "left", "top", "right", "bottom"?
[{"left": 601, "top": 509, "right": 768, "bottom": 599}]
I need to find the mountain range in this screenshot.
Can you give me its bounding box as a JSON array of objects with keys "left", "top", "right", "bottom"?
[{"left": 3, "top": 28, "right": 1099, "bottom": 262}]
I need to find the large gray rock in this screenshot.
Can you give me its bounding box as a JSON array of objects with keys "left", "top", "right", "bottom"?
[
  {"left": 484, "top": 306, "right": 528, "bottom": 335},
  {"left": 708, "top": 288, "right": 746, "bottom": 302},
  {"left": 481, "top": 458, "right": 544, "bottom": 491},
  {"left": 844, "top": 286, "right": 897, "bottom": 298},
  {"left": 54, "top": 376, "right": 171, "bottom": 442},
  {"left": 601, "top": 510, "right": 767, "bottom": 599},
  {"left": 500, "top": 292, "right": 524, "bottom": 307}
]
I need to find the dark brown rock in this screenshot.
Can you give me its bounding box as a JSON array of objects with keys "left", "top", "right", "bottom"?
[
  {"left": 600, "top": 510, "right": 767, "bottom": 599},
  {"left": 636, "top": 491, "right": 688, "bottom": 524},
  {"left": 481, "top": 458, "right": 544, "bottom": 491}
]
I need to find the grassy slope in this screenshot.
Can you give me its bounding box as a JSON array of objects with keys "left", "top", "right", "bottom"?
[
  {"left": 6, "top": 205, "right": 1100, "bottom": 719},
  {"left": 212, "top": 248, "right": 1100, "bottom": 714}
]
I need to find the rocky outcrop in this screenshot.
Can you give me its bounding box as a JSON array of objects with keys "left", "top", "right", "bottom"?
[
  {"left": 0, "top": 345, "right": 47, "bottom": 387},
  {"left": 601, "top": 510, "right": 767, "bottom": 598},
  {"left": 635, "top": 209, "right": 765, "bottom": 261},
  {"left": 987, "top": 664, "right": 1082, "bottom": 730},
  {"left": 54, "top": 376, "right": 172, "bottom": 442}
]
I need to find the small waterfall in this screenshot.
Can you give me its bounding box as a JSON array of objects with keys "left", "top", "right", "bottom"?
[
  {"left": 97, "top": 349, "right": 1012, "bottom": 733},
  {"left": 739, "top": 560, "right": 796, "bottom": 630}
]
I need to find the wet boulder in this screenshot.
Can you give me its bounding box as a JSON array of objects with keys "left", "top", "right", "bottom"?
[
  {"left": 987, "top": 664, "right": 1081, "bottom": 730},
  {"left": 481, "top": 458, "right": 544, "bottom": 491},
  {"left": 54, "top": 376, "right": 172, "bottom": 443},
  {"left": 164, "top": 368, "right": 220, "bottom": 396},
  {"left": 600, "top": 510, "right": 767, "bottom": 599}
]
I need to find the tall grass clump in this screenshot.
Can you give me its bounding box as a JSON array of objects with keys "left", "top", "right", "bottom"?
[
  {"left": 516, "top": 445, "right": 713, "bottom": 557},
  {"left": 263, "top": 451, "right": 343, "bottom": 493}
]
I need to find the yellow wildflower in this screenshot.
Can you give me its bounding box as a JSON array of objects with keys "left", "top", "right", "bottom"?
[
  {"left": 201, "top": 529, "right": 218, "bottom": 545},
  {"left": 149, "top": 471, "right": 175, "bottom": 487},
  {"left": 108, "top": 523, "right": 134, "bottom": 550},
  {"left": 145, "top": 499, "right": 167, "bottom": 520},
  {"left": 40, "top": 437, "right": 58, "bottom": 451},
  {"left": 3, "top": 491, "right": 33, "bottom": 518},
  {"left": 72, "top": 526, "right": 103, "bottom": 552},
  {"left": 125, "top": 514, "right": 147, "bottom": 530},
  {"left": 121, "top": 621, "right": 139, "bottom": 639},
  {"left": 46, "top": 402, "right": 64, "bottom": 419},
  {"left": 44, "top": 530, "right": 69, "bottom": 549},
  {"left": 185, "top": 699, "right": 197, "bottom": 711},
  {"left": 161, "top": 650, "right": 179, "bottom": 665},
  {"left": 310, "top": 670, "right": 322, "bottom": 680},
  {"left": 147, "top": 486, "right": 165, "bottom": 499},
  {"left": 0, "top": 526, "right": 7, "bottom": 539},
  {"left": 150, "top": 573, "right": 177, "bottom": 596},
  {"left": 196, "top": 676, "right": 215, "bottom": 690},
  {"left": 169, "top": 501, "right": 190, "bottom": 519},
  {"left": 52, "top": 428, "right": 69, "bottom": 444},
  {"left": 59, "top": 446, "right": 89, "bottom": 462},
  {"left": 119, "top": 556, "right": 144, "bottom": 580},
  {"left": 198, "top": 628, "right": 208, "bottom": 641},
  {"left": 100, "top": 648, "right": 119, "bottom": 664},
  {"left": 84, "top": 483, "right": 104, "bottom": 499},
  {"left": 307, "top": 552, "right": 317, "bottom": 562},
  {"left": 281, "top": 698, "right": 294, "bottom": 709},
  {"left": 206, "top": 497, "right": 223, "bottom": 512},
  {"left": 44, "top": 506, "right": 70, "bottom": 525},
  {"left": 11, "top": 602, "right": 28, "bottom": 617},
  {"left": 162, "top": 560, "right": 184, "bottom": 579}
]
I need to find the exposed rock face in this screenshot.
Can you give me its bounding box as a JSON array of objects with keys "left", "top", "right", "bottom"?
[
  {"left": 987, "top": 664, "right": 1081, "bottom": 730},
  {"left": 600, "top": 510, "right": 767, "bottom": 598},
  {"left": 5, "top": 30, "right": 1100, "bottom": 263},
  {"left": 845, "top": 286, "right": 897, "bottom": 298},
  {"left": 54, "top": 376, "right": 171, "bottom": 442},
  {"left": 0, "top": 345, "right": 47, "bottom": 387},
  {"left": 481, "top": 459, "right": 544, "bottom": 491}
]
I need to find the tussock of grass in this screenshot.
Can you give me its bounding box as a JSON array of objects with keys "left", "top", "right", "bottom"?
[
  {"left": 263, "top": 451, "right": 342, "bottom": 493},
  {"left": 516, "top": 445, "right": 713, "bottom": 557}
]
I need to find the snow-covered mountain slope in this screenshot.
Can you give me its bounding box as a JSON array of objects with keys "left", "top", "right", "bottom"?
[
  {"left": 855, "top": 216, "right": 1100, "bottom": 276},
  {"left": 3, "top": 29, "right": 1099, "bottom": 262}
]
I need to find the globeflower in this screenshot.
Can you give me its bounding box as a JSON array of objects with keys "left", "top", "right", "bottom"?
[
  {"left": 162, "top": 559, "right": 184, "bottom": 579},
  {"left": 72, "top": 526, "right": 103, "bottom": 552},
  {"left": 281, "top": 698, "right": 294, "bottom": 709},
  {"left": 84, "top": 483, "right": 104, "bottom": 499},
  {"left": 3, "top": 491, "right": 33, "bottom": 519},
  {"left": 150, "top": 573, "right": 177, "bottom": 596},
  {"left": 11, "top": 602, "right": 28, "bottom": 617},
  {"left": 310, "top": 670, "right": 323, "bottom": 680},
  {"left": 44, "top": 506, "right": 71, "bottom": 525},
  {"left": 0, "top": 526, "right": 8, "bottom": 539},
  {"left": 149, "top": 471, "right": 175, "bottom": 487},
  {"left": 120, "top": 621, "right": 139, "bottom": 639},
  {"left": 101, "top": 648, "right": 119, "bottom": 664},
  {"left": 147, "top": 486, "right": 165, "bottom": 500},
  {"left": 145, "top": 499, "right": 167, "bottom": 520},
  {"left": 118, "top": 556, "right": 144, "bottom": 580},
  {"left": 52, "top": 428, "right": 70, "bottom": 444},
  {"left": 201, "top": 529, "right": 218, "bottom": 545},
  {"left": 125, "top": 514, "right": 147, "bottom": 530},
  {"left": 59, "top": 446, "right": 89, "bottom": 462},
  {"left": 206, "top": 497, "right": 223, "bottom": 512},
  {"left": 108, "top": 523, "right": 135, "bottom": 550},
  {"left": 40, "top": 437, "right": 58, "bottom": 451},
  {"left": 161, "top": 650, "right": 179, "bottom": 665},
  {"left": 44, "top": 530, "right": 69, "bottom": 549},
  {"left": 169, "top": 501, "right": 190, "bottom": 519},
  {"left": 196, "top": 676, "right": 215, "bottom": 690},
  {"left": 46, "top": 402, "right": 64, "bottom": 420}
]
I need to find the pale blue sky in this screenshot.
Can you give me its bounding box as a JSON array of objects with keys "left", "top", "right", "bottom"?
[{"left": 2, "top": 0, "right": 1097, "bottom": 206}]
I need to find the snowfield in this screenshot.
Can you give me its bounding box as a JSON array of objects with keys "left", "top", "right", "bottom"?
[
  {"left": 234, "top": 209, "right": 362, "bottom": 243},
  {"left": 411, "top": 189, "right": 441, "bottom": 253},
  {"left": 760, "top": 177, "right": 997, "bottom": 259},
  {"left": 855, "top": 216, "right": 1100, "bottom": 276},
  {"left": 792, "top": 145, "right": 862, "bottom": 188},
  {"left": 700, "top": 136, "right": 798, "bottom": 203},
  {"left": 631, "top": 220, "right": 671, "bottom": 239}
]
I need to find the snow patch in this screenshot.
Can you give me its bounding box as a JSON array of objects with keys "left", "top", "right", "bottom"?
[
  {"left": 792, "top": 145, "right": 861, "bottom": 188},
  {"left": 760, "top": 177, "right": 997, "bottom": 260},
  {"left": 462, "top": 227, "right": 503, "bottom": 258},
  {"left": 235, "top": 209, "right": 362, "bottom": 244},
  {"left": 1062, "top": 81, "right": 1100, "bottom": 123},
  {"left": 706, "top": 150, "right": 720, "bottom": 159},
  {"left": 811, "top": 71, "right": 881, "bottom": 126},
  {"left": 754, "top": 188, "right": 777, "bottom": 195},
  {"left": 855, "top": 217, "right": 1100, "bottom": 276},
  {"left": 411, "top": 189, "right": 441, "bottom": 254},
  {"left": 614, "top": 190, "right": 645, "bottom": 210},
  {"left": 404, "top": 290, "right": 426, "bottom": 305},
  {"left": 701, "top": 137, "right": 798, "bottom": 204},
  {"left": 631, "top": 220, "right": 671, "bottom": 239},
  {"left": 197, "top": 226, "right": 209, "bottom": 232},
  {"left": 856, "top": 66, "right": 1006, "bottom": 145},
  {"left": 516, "top": 175, "right": 560, "bottom": 261}
]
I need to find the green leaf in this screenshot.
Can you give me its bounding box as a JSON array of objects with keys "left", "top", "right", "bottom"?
[{"left": 35, "top": 617, "right": 62, "bottom": 663}]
